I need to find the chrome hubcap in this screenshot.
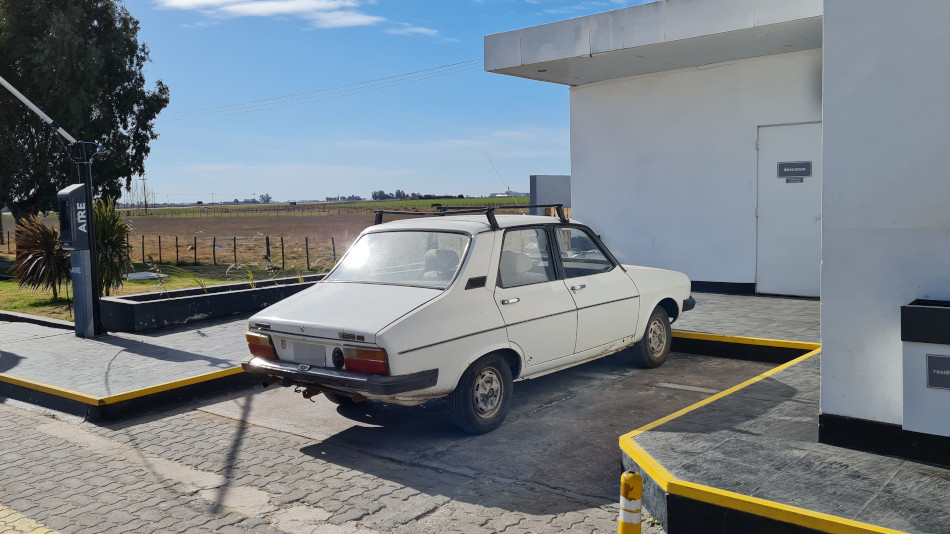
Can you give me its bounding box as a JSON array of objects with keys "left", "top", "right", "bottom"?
[
  {"left": 648, "top": 318, "right": 666, "bottom": 356},
  {"left": 473, "top": 367, "right": 503, "bottom": 418}
]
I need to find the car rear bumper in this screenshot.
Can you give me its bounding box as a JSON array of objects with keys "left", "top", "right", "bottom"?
[{"left": 241, "top": 356, "right": 439, "bottom": 395}]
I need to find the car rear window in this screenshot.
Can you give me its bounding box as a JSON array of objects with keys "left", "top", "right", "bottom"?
[{"left": 325, "top": 231, "right": 470, "bottom": 289}]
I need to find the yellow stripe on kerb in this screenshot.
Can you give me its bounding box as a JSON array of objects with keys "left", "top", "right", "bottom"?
[
  {"left": 672, "top": 330, "right": 821, "bottom": 351},
  {"left": 100, "top": 366, "right": 244, "bottom": 405},
  {"left": 0, "top": 503, "right": 61, "bottom": 533},
  {"left": 0, "top": 373, "right": 102, "bottom": 405},
  {"left": 0, "top": 366, "right": 245, "bottom": 406},
  {"left": 613, "top": 344, "right": 912, "bottom": 534},
  {"left": 670, "top": 481, "right": 907, "bottom": 534},
  {"left": 620, "top": 347, "right": 820, "bottom": 441}
]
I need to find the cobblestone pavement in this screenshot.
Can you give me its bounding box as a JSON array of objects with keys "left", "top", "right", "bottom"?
[{"left": 0, "top": 399, "right": 660, "bottom": 534}]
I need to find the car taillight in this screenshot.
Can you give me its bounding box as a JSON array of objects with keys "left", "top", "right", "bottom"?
[
  {"left": 246, "top": 332, "right": 277, "bottom": 360},
  {"left": 343, "top": 347, "right": 388, "bottom": 375}
]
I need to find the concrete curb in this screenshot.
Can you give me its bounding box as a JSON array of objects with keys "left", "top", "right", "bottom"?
[
  {"left": 0, "top": 310, "right": 74, "bottom": 330},
  {"left": 620, "top": 338, "right": 906, "bottom": 534},
  {"left": 0, "top": 367, "right": 258, "bottom": 422}
]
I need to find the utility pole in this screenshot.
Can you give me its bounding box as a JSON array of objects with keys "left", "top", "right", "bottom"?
[
  {"left": 140, "top": 176, "right": 148, "bottom": 214},
  {"left": 0, "top": 73, "right": 105, "bottom": 337}
]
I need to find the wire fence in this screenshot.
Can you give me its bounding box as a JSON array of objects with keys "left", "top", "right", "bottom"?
[
  {"left": 129, "top": 234, "right": 353, "bottom": 272},
  {"left": 119, "top": 206, "right": 376, "bottom": 218}
]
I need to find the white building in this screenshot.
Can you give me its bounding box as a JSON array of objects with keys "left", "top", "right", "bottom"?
[{"left": 486, "top": 0, "right": 950, "bottom": 456}]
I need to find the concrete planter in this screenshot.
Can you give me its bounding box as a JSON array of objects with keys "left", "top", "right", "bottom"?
[{"left": 100, "top": 274, "right": 324, "bottom": 332}]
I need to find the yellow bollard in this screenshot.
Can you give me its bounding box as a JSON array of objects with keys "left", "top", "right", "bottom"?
[{"left": 618, "top": 471, "right": 642, "bottom": 534}]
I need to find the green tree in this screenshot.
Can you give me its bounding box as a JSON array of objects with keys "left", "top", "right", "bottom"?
[{"left": 0, "top": 0, "right": 169, "bottom": 222}]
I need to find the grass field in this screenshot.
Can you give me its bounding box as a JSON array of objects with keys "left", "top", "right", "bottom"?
[
  {"left": 0, "top": 197, "right": 537, "bottom": 321},
  {"left": 0, "top": 261, "right": 302, "bottom": 322},
  {"left": 115, "top": 196, "right": 529, "bottom": 218}
]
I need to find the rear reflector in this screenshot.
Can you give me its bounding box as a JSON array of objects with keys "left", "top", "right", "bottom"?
[
  {"left": 246, "top": 332, "right": 277, "bottom": 360},
  {"left": 343, "top": 347, "right": 388, "bottom": 375}
]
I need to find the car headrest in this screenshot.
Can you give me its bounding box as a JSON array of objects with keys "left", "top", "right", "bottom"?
[
  {"left": 500, "top": 251, "right": 533, "bottom": 276},
  {"left": 424, "top": 249, "right": 459, "bottom": 272}
]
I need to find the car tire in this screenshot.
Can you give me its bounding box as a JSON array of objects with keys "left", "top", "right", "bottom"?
[
  {"left": 632, "top": 306, "right": 672, "bottom": 369},
  {"left": 323, "top": 392, "right": 357, "bottom": 406},
  {"left": 449, "top": 354, "right": 513, "bottom": 434}
]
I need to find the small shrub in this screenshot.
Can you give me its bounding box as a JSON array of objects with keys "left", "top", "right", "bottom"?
[
  {"left": 95, "top": 198, "right": 133, "bottom": 296},
  {"left": 12, "top": 215, "right": 71, "bottom": 299}
]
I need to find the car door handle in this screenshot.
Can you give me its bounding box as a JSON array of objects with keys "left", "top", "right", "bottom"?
[
  {"left": 570, "top": 284, "right": 586, "bottom": 291},
  {"left": 501, "top": 298, "right": 520, "bottom": 305}
]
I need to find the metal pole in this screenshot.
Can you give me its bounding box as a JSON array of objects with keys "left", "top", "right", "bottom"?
[
  {"left": 0, "top": 75, "right": 77, "bottom": 144},
  {"left": 76, "top": 153, "right": 104, "bottom": 335}
]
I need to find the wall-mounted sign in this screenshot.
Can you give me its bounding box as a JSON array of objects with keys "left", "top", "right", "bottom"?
[
  {"left": 777, "top": 161, "right": 812, "bottom": 178},
  {"left": 927, "top": 354, "right": 950, "bottom": 389}
]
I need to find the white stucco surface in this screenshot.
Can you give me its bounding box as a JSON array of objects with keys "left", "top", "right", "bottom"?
[
  {"left": 570, "top": 49, "right": 821, "bottom": 283},
  {"left": 821, "top": 0, "right": 950, "bottom": 425}
]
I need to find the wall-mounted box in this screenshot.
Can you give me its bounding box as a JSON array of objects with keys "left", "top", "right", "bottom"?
[{"left": 901, "top": 299, "right": 950, "bottom": 437}]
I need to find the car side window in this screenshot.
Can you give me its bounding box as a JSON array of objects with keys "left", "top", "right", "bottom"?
[
  {"left": 499, "top": 228, "right": 557, "bottom": 288},
  {"left": 554, "top": 227, "right": 614, "bottom": 279}
]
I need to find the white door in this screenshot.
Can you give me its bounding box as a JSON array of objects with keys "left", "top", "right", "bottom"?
[
  {"left": 495, "top": 228, "right": 577, "bottom": 367},
  {"left": 553, "top": 226, "right": 639, "bottom": 353},
  {"left": 756, "top": 123, "right": 822, "bottom": 297}
]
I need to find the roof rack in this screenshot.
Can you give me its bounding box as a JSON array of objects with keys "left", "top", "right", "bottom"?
[{"left": 373, "top": 203, "right": 568, "bottom": 230}]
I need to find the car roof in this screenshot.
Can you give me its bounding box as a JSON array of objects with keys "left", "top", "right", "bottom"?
[{"left": 365, "top": 214, "right": 582, "bottom": 234}]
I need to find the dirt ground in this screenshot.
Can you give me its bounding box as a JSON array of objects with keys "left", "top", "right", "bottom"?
[{"left": 122, "top": 212, "right": 376, "bottom": 272}]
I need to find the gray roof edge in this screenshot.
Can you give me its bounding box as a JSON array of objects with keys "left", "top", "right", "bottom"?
[{"left": 485, "top": 0, "right": 823, "bottom": 72}]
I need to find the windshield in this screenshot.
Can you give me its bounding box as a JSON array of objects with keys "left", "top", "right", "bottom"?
[{"left": 325, "top": 231, "right": 470, "bottom": 289}]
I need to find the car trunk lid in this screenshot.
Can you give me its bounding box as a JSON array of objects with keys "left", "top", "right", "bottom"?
[{"left": 249, "top": 282, "right": 441, "bottom": 344}]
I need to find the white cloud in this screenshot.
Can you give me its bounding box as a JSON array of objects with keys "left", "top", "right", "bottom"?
[
  {"left": 306, "top": 10, "right": 385, "bottom": 28},
  {"left": 217, "top": 0, "right": 362, "bottom": 17},
  {"left": 385, "top": 24, "right": 438, "bottom": 37},
  {"left": 154, "top": 0, "right": 443, "bottom": 35}
]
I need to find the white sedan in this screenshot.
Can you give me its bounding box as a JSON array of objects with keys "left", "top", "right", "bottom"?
[{"left": 243, "top": 208, "right": 694, "bottom": 433}]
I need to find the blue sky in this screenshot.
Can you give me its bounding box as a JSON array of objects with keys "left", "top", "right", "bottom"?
[{"left": 130, "top": 0, "right": 649, "bottom": 203}]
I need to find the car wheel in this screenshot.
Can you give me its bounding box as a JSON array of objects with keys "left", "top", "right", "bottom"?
[
  {"left": 449, "top": 354, "right": 513, "bottom": 434},
  {"left": 323, "top": 391, "right": 357, "bottom": 406},
  {"left": 632, "top": 306, "right": 672, "bottom": 369}
]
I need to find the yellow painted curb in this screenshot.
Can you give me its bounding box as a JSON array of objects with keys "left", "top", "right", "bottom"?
[
  {"left": 619, "top": 343, "right": 907, "bottom": 534},
  {"left": 0, "top": 373, "right": 102, "bottom": 405},
  {"left": 621, "top": 347, "right": 820, "bottom": 440},
  {"left": 669, "top": 480, "right": 906, "bottom": 534},
  {"left": 672, "top": 330, "right": 821, "bottom": 351},
  {"left": 99, "top": 366, "right": 245, "bottom": 404},
  {"left": 0, "top": 366, "right": 245, "bottom": 406}
]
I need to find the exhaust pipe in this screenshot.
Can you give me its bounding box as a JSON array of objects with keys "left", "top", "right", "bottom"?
[{"left": 262, "top": 376, "right": 281, "bottom": 388}]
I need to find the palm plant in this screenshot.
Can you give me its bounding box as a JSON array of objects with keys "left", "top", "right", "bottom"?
[
  {"left": 11, "top": 215, "right": 71, "bottom": 299},
  {"left": 95, "top": 197, "right": 133, "bottom": 296}
]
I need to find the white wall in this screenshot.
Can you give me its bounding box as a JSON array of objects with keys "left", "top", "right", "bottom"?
[
  {"left": 821, "top": 0, "right": 950, "bottom": 425},
  {"left": 570, "top": 49, "right": 821, "bottom": 282}
]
